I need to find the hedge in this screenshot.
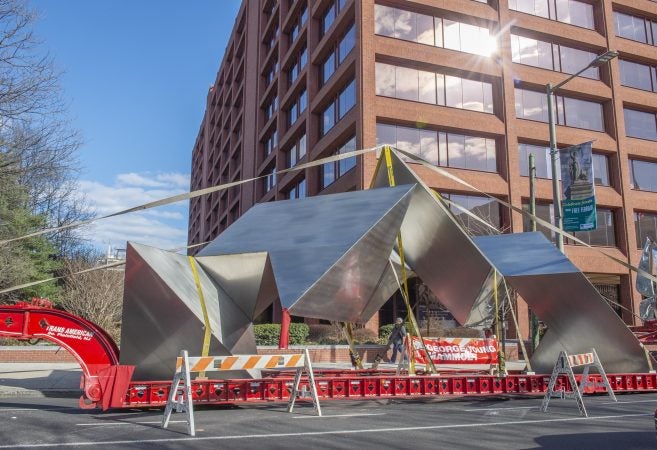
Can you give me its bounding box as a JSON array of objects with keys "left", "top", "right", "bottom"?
[{"left": 254, "top": 323, "right": 309, "bottom": 346}]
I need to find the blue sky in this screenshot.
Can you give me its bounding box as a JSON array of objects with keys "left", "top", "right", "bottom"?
[{"left": 31, "top": 0, "right": 241, "bottom": 250}]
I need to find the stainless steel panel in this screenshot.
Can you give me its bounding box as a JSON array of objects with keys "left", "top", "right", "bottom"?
[
  {"left": 371, "top": 151, "right": 493, "bottom": 324},
  {"left": 121, "top": 243, "right": 256, "bottom": 380},
  {"left": 473, "top": 233, "right": 653, "bottom": 373}
]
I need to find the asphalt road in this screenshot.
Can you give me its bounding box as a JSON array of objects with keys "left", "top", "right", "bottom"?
[{"left": 0, "top": 393, "right": 655, "bottom": 449}]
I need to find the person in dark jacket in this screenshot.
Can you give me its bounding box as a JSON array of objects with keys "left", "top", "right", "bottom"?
[{"left": 388, "top": 317, "right": 408, "bottom": 363}]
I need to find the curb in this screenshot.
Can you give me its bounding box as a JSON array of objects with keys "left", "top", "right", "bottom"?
[{"left": 0, "top": 388, "right": 81, "bottom": 399}]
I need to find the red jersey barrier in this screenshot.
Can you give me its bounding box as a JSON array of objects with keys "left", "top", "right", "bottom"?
[{"left": 411, "top": 337, "right": 498, "bottom": 365}]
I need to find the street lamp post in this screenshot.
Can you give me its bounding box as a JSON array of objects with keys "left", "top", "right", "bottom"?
[{"left": 547, "top": 50, "right": 618, "bottom": 253}]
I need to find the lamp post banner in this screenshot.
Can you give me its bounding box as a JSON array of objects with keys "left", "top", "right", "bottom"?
[{"left": 559, "top": 141, "right": 596, "bottom": 231}]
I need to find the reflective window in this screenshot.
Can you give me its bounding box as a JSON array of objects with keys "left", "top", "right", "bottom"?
[
  {"left": 635, "top": 211, "right": 657, "bottom": 248},
  {"left": 619, "top": 59, "right": 657, "bottom": 92},
  {"left": 321, "top": 24, "right": 355, "bottom": 85},
  {"left": 287, "top": 178, "right": 306, "bottom": 199},
  {"left": 374, "top": 4, "right": 496, "bottom": 56},
  {"left": 376, "top": 123, "right": 496, "bottom": 172},
  {"left": 523, "top": 203, "right": 616, "bottom": 246},
  {"left": 614, "top": 11, "right": 656, "bottom": 45},
  {"left": 442, "top": 193, "right": 503, "bottom": 235},
  {"left": 624, "top": 108, "right": 657, "bottom": 141},
  {"left": 287, "top": 45, "right": 307, "bottom": 87},
  {"left": 321, "top": 136, "right": 357, "bottom": 188},
  {"left": 321, "top": 78, "right": 356, "bottom": 136},
  {"left": 515, "top": 88, "right": 604, "bottom": 131},
  {"left": 518, "top": 143, "right": 609, "bottom": 186},
  {"left": 288, "top": 5, "right": 307, "bottom": 45},
  {"left": 285, "top": 134, "right": 306, "bottom": 168},
  {"left": 263, "top": 166, "right": 276, "bottom": 193},
  {"left": 375, "top": 62, "right": 493, "bottom": 113},
  {"left": 264, "top": 95, "right": 277, "bottom": 121},
  {"left": 509, "top": 0, "right": 594, "bottom": 29},
  {"left": 263, "top": 128, "right": 277, "bottom": 156},
  {"left": 287, "top": 89, "right": 306, "bottom": 127},
  {"left": 321, "top": 0, "right": 346, "bottom": 36},
  {"left": 630, "top": 159, "right": 657, "bottom": 192},
  {"left": 567, "top": 208, "right": 616, "bottom": 246}
]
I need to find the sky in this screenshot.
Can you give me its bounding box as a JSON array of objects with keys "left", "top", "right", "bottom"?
[{"left": 31, "top": 0, "right": 241, "bottom": 251}]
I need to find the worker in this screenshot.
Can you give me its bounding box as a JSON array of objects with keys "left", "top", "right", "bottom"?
[{"left": 388, "top": 317, "right": 408, "bottom": 364}]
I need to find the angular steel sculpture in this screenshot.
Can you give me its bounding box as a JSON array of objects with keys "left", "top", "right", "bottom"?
[{"left": 121, "top": 185, "right": 417, "bottom": 379}]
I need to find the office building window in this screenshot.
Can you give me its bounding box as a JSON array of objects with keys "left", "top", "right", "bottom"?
[
  {"left": 321, "top": 136, "right": 356, "bottom": 189},
  {"left": 288, "top": 5, "right": 308, "bottom": 45},
  {"left": 375, "top": 62, "right": 493, "bottom": 113},
  {"left": 619, "top": 59, "right": 657, "bottom": 92},
  {"left": 264, "top": 61, "right": 278, "bottom": 87},
  {"left": 287, "top": 45, "right": 307, "bottom": 87},
  {"left": 523, "top": 203, "right": 616, "bottom": 246},
  {"left": 510, "top": 34, "right": 599, "bottom": 79},
  {"left": 264, "top": 95, "right": 278, "bottom": 121},
  {"left": 624, "top": 108, "right": 657, "bottom": 141},
  {"left": 614, "top": 11, "right": 657, "bottom": 45},
  {"left": 321, "top": 0, "right": 346, "bottom": 36},
  {"left": 635, "top": 211, "right": 657, "bottom": 248},
  {"left": 515, "top": 88, "right": 604, "bottom": 131},
  {"left": 321, "top": 24, "right": 355, "bottom": 85},
  {"left": 263, "top": 167, "right": 276, "bottom": 193},
  {"left": 263, "top": 128, "right": 277, "bottom": 156},
  {"left": 630, "top": 159, "right": 657, "bottom": 192},
  {"left": 376, "top": 123, "right": 497, "bottom": 172},
  {"left": 286, "top": 89, "right": 307, "bottom": 127},
  {"left": 287, "top": 178, "right": 306, "bottom": 199},
  {"left": 518, "top": 143, "right": 609, "bottom": 186},
  {"left": 321, "top": 79, "right": 355, "bottom": 135},
  {"left": 374, "top": 4, "right": 497, "bottom": 57},
  {"left": 442, "top": 193, "right": 503, "bottom": 235},
  {"left": 285, "top": 134, "right": 307, "bottom": 168},
  {"left": 509, "top": 0, "right": 594, "bottom": 29}
]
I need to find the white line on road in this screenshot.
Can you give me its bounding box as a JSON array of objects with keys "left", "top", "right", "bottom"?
[
  {"left": 292, "top": 413, "right": 386, "bottom": 419},
  {"left": 0, "top": 407, "right": 68, "bottom": 412},
  {"left": 75, "top": 420, "right": 185, "bottom": 426},
  {"left": 1, "top": 413, "right": 650, "bottom": 448},
  {"left": 464, "top": 406, "right": 537, "bottom": 412},
  {"left": 602, "top": 400, "right": 657, "bottom": 405}
]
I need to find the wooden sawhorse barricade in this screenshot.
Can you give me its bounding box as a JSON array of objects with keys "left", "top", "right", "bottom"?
[
  {"left": 541, "top": 348, "right": 616, "bottom": 417},
  {"left": 161, "top": 348, "right": 321, "bottom": 436}
]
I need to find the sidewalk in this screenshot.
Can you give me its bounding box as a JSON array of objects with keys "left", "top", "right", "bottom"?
[{"left": 0, "top": 363, "right": 82, "bottom": 398}]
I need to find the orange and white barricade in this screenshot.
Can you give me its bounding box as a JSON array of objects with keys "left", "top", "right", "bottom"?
[
  {"left": 162, "top": 348, "right": 321, "bottom": 436},
  {"left": 541, "top": 348, "right": 616, "bottom": 417}
]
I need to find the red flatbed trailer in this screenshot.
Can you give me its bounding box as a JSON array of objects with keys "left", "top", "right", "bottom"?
[{"left": 2, "top": 301, "right": 656, "bottom": 410}]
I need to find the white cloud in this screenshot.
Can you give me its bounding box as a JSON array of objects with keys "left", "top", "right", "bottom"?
[{"left": 79, "top": 171, "right": 190, "bottom": 250}]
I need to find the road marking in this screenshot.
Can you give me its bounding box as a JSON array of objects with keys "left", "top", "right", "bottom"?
[
  {"left": 0, "top": 407, "right": 67, "bottom": 412},
  {"left": 292, "top": 413, "right": 386, "bottom": 419},
  {"left": 1, "top": 413, "right": 649, "bottom": 448},
  {"left": 465, "top": 406, "right": 537, "bottom": 412},
  {"left": 602, "top": 399, "right": 657, "bottom": 405},
  {"left": 76, "top": 420, "right": 186, "bottom": 426}
]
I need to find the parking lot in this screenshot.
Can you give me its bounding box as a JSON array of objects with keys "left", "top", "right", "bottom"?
[{"left": 0, "top": 392, "right": 655, "bottom": 449}]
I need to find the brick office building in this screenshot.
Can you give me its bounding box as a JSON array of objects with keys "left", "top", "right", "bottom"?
[{"left": 188, "top": 0, "right": 657, "bottom": 334}]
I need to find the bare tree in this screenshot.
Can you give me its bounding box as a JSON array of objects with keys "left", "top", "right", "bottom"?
[{"left": 59, "top": 254, "right": 124, "bottom": 342}]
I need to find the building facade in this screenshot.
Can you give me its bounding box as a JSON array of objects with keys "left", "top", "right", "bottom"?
[{"left": 189, "top": 0, "right": 657, "bottom": 334}]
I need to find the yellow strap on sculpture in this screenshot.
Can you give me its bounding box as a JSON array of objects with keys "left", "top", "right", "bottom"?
[
  {"left": 382, "top": 146, "right": 438, "bottom": 375},
  {"left": 188, "top": 256, "right": 212, "bottom": 376}
]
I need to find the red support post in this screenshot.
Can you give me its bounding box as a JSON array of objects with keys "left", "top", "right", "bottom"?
[{"left": 279, "top": 308, "right": 290, "bottom": 349}]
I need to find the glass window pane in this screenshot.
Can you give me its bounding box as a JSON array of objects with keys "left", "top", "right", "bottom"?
[
  {"left": 615, "top": 11, "right": 647, "bottom": 43},
  {"left": 395, "top": 9, "right": 416, "bottom": 41},
  {"left": 537, "top": 40, "right": 554, "bottom": 70},
  {"left": 517, "top": 35, "right": 539, "bottom": 66},
  {"left": 560, "top": 46, "right": 599, "bottom": 79},
  {"left": 461, "top": 78, "right": 484, "bottom": 112},
  {"left": 396, "top": 126, "right": 420, "bottom": 156},
  {"left": 339, "top": 80, "right": 355, "bottom": 118},
  {"left": 339, "top": 25, "right": 355, "bottom": 63},
  {"left": 374, "top": 4, "right": 395, "bottom": 37},
  {"left": 485, "top": 139, "right": 497, "bottom": 172},
  {"left": 436, "top": 73, "right": 445, "bottom": 106},
  {"left": 635, "top": 212, "right": 657, "bottom": 248},
  {"left": 299, "top": 134, "right": 306, "bottom": 158},
  {"left": 419, "top": 130, "right": 439, "bottom": 165},
  {"left": 445, "top": 75, "right": 463, "bottom": 108},
  {"left": 418, "top": 70, "right": 436, "bottom": 104},
  {"left": 375, "top": 62, "right": 396, "bottom": 97},
  {"left": 434, "top": 18, "right": 443, "bottom": 48},
  {"left": 322, "top": 51, "right": 335, "bottom": 84},
  {"left": 563, "top": 97, "right": 603, "bottom": 131},
  {"left": 376, "top": 123, "right": 396, "bottom": 147},
  {"left": 516, "top": 88, "right": 547, "bottom": 122},
  {"left": 518, "top": 143, "right": 550, "bottom": 178},
  {"left": 620, "top": 59, "right": 653, "bottom": 91},
  {"left": 447, "top": 133, "right": 466, "bottom": 168},
  {"left": 465, "top": 136, "right": 487, "bottom": 170},
  {"left": 443, "top": 20, "right": 460, "bottom": 51},
  {"left": 322, "top": 103, "right": 335, "bottom": 135},
  {"left": 416, "top": 13, "right": 434, "bottom": 45},
  {"left": 631, "top": 159, "right": 657, "bottom": 192},
  {"left": 339, "top": 137, "right": 357, "bottom": 174},
  {"left": 395, "top": 66, "right": 419, "bottom": 101},
  {"left": 483, "top": 81, "right": 494, "bottom": 113},
  {"left": 624, "top": 108, "right": 657, "bottom": 140},
  {"left": 591, "top": 153, "right": 608, "bottom": 186},
  {"left": 439, "top": 132, "right": 447, "bottom": 166}
]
